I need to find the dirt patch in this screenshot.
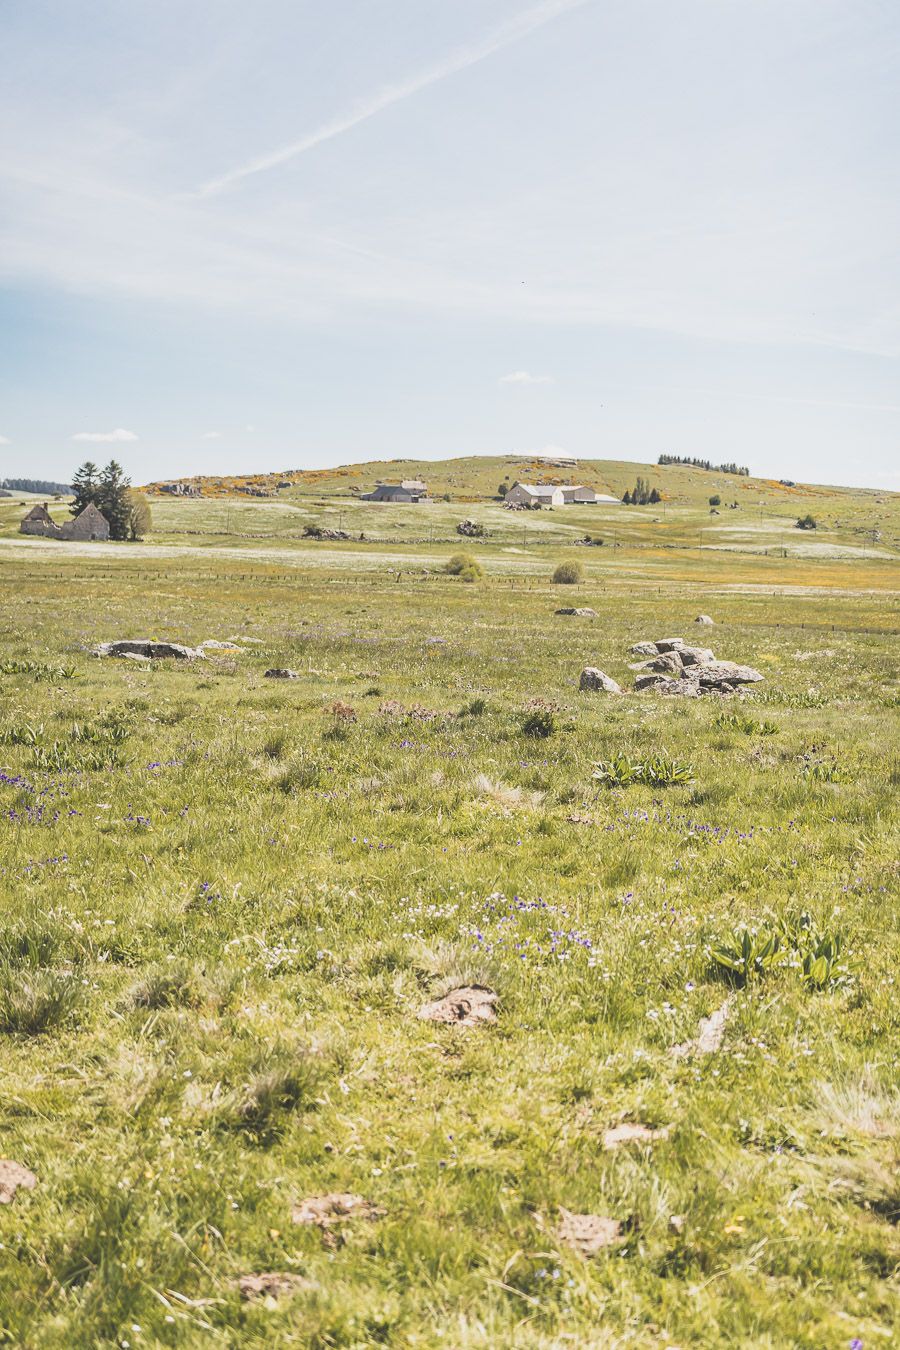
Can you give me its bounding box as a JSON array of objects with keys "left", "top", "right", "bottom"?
[
  {"left": 602, "top": 1122, "right": 669, "bottom": 1150},
  {"left": 238, "top": 1272, "right": 313, "bottom": 1302},
  {"left": 0, "top": 1160, "right": 37, "bottom": 1204},
  {"left": 417, "top": 985, "right": 498, "bottom": 1027},
  {"left": 557, "top": 1208, "right": 623, "bottom": 1256}
]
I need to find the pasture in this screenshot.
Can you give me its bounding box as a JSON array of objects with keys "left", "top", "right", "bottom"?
[{"left": 0, "top": 504, "right": 898, "bottom": 1347}]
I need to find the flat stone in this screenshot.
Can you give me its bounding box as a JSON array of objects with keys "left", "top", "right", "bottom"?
[
  {"left": 655, "top": 679, "right": 700, "bottom": 697},
  {"left": 264, "top": 668, "right": 300, "bottom": 679},
  {"left": 579, "top": 667, "right": 623, "bottom": 694},
  {"left": 418, "top": 985, "right": 497, "bottom": 1027},
  {"left": 634, "top": 673, "right": 668, "bottom": 690},
  {"left": 238, "top": 1272, "right": 313, "bottom": 1302},
  {"left": 0, "top": 1160, "right": 37, "bottom": 1204},
  {"left": 646, "top": 651, "right": 683, "bottom": 675},
  {"left": 686, "top": 661, "right": 763, "bottom": 687},
  {"left": 556, "top": 607, "right": 596, "bottom": 616},
  {"left": 629, "top": 642, "right": 658, "bottom": 657},
  {"left": 653, "top": 638, "right": 685, "bottom": 652},
  {"left": 95, "top": 640, "right": 203, "bottom": 661},
  {"left": 292, "top": 1192, "right": 383, "bottom": 1228}
]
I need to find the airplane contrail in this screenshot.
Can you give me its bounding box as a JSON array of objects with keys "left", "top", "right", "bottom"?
[{"left": 196, "top": 0, "right": 591, "bottom": 197}]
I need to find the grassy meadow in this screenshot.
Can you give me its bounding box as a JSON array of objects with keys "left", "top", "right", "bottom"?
[{"left": 0, "top": 468, "right": 898, "bottom": 1347}]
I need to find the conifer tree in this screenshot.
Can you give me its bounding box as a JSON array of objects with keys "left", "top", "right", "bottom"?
[
  {"left": 70, "top": 461, "right": 100, "bottom": 516},
  {"left": 96, "top": 460, "right": 132, "bottom": 540}
]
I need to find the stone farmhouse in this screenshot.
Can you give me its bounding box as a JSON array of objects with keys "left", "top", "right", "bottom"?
[
  {"left": 361, "top": 479, "right": 428, "bottom": 503},
  {"left": 20, "top": 502, "right": 111, "bottom": 541},
  {"left": 504, "top": 483, "right": 622, "bottom": 508}
]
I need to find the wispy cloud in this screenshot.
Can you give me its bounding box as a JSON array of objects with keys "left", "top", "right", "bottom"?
[
  {"left": 500, "top": 370, "right": 553, "bottom": 385},
  {"left": 196, "top": 0, "right": 591, "bottom": 197},
  {"left": 0, "top": 435, "right": 10, "bottom": 445},
  {"left": 72, "top": 428, "right": 139, "bottom": 443}
]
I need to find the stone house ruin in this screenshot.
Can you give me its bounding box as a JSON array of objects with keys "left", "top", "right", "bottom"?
[
  {"left": 361, "top": 479, "right": 428, "bottom": 502},
  {"left": 20, "top": 501, "right": 111, "bottom": 541}
]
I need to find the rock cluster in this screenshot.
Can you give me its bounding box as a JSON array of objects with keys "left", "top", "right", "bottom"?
[
  {"left": 303, "top": 525, "right": 350, "bottom": 540},
  {"left": 93, "top": 639, "right": 203, "bottom": 661},
  {"left": 628, "top": 637, "right": 763, "bottom": 697},
  {"left": 456, "top": 519, "right": 486, "bottom": 537}
]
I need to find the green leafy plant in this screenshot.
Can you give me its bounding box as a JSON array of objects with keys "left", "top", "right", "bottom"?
[
  {"left": 592, "top": 754, "right": 694, "bottom": 787},
  {"left": 521, "top": 708, "right": 556, "bottom": 738},
  {"left": 715, "top": 711, "right": 779, "bottom": 736},
  {"left": 707, "top": 926, "right": 786, "bottom": 986}
]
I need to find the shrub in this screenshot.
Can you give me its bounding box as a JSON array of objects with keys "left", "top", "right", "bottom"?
[
  {"left": 796, "top": 514, "right": 817, "bottom": 530},
  {"left": 552, "top": 561, "right": 583, "bottom": 585},
  {"left": 459, "top": 697, "right": 488, "bottom": 717},
  {"left": 445, "top": 552, "right": 482, "bottom": 579},
  {"left": 592, "top": 754, "right": 694, "bottom": 787},
  {"left": 709, "top": 495, "right": 721, "bottom": 506}
]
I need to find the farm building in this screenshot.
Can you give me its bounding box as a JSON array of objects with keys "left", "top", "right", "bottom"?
[
  {"left": 505, "top": 483, "right": 617, "bottom": 507},
  {"left": 361, "top": 479, "right": 428, "bottom": 502},
  {"left": 19, "top": 502, "right": 110, "bottom": 541}
]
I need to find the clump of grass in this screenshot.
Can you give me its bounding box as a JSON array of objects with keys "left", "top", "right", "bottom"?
[
  {"left": 31, "top": 741, "right": 126, "bottom": 771},
  {"left": 521, "top": 707, "right": 556, "bottom": 738},
  {"left": 593, "top": 753, "right": 694, "bottom": 787},
  {"left": 262, "top": 730, "right": 290, "bottom": 760},
  {"left": 0, "top": 722, "right": 44, "bottom": 745},
  {"left": 445, "top": 552, "right": 483, "bottom": 582},
  {"left": 552, "top": 560, "right": 583, "bottom": 584},
  {"left": 215, "top": 1047, "right": 323, "bottom": 1140},
  {"left": 129, "top": 957, "right": 205, "bottom": 1010},
  {"left": 0, "top": 968, "right": 82, "bottom": 1034},
  {"left": 459, "top": 697, "right": 488, "bottom": 717},
  {"left": 276, "top": 755, "right": 322, "bottom": 792}
]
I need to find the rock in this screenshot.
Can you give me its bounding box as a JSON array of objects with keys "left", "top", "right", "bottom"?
[
  {"left": 456, "top": 519, "right": 485, "bottom": 537},
  {"left": 579, "top": 668, "right": 622, "bottom": 694},
  {"left": 646, "top": 652, "right": 683, "bottom": 675},
  {"left": 0, "top": 1160, "right": 37, "bottom": 1204},
  {"left": 634, "top": 673, "right": 668, "bottom": 691},
  {"left": 557, "top": 1208, "right": 623, "bottom": 1256},
  {"left": 695, "top": 614, "right": 714, "bottom": 625},
  {"left": 417, "top": 985, "right": 497, "bottom": 1027},
  {"left": 303, "top": 525, "right": 350, "bottom": 540},
  {"left": 95, "top": 640, "right": 203, "bottom": 661},
  {"left": 264, "top": 668, "right": 300, "bottom": 679},
  {"left": 653, "top": 638, "right": 685, "bottom": 653},
  {"left": 629, "top": 642, "right": 658, "bottom": 657},
  {"left": 229, "top": 636, "right": 264, "bottom": 644},
  {"left": 686, "top": 661, "right": 763, "bottom": 687},
  {"left": 292, "top": 1193, "right": 383, "bottom": 1228},
  {"left": 677, "top": 646, "right": 715, "bottom": 667},
  {"left": 655, "top": 679, "right": 700, "bottom": 698},
  {"left": 120, "top": 651, "right": 151, "bottom": 663},
  {"left": 238, "top": 1272, "right": 313, "bottom": 1302},
  {"left": 198, "top": 639, "right": 242, "bottom": 651},
  {"left": 602, "top": 1122, "right": 669, "bottom": 1150},
  {"left": 556, "top": 607, "right": 596, "bottom": 617}
]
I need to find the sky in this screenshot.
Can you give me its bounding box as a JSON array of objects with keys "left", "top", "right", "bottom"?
[{"left": 0, "top": 0, "right": 898, "bottom": 489}]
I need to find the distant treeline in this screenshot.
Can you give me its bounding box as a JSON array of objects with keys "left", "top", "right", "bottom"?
[
  {"left": 658, "top": 455, "right": 749, "bottom": 476},
  {"left": 1, "top": 477, "right": 72, "bottom": 495}
]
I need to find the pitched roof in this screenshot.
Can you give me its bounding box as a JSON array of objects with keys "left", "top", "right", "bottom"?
[
  {"left": 75, "top": 502, "right": 108, "bottom": 522},
  {"left": 22, "top": 503, "right": 54, "bottom": 522}
]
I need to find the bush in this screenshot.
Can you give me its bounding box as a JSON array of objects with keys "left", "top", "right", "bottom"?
[
  {"left": 445, "top": 552, "right": 483, "bottom": 580},
  {"left": 552, "top": 561, "right": 583, "bottom": 585},
  {"left": 709, "top": 495, "right": 721, "bottom": 507},
  {"left": 796, "top": 514, "right": 817, "bottom": 530}
]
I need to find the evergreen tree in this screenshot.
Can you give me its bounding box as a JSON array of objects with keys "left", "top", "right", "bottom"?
[
  {"left": 649, "top": 487, "right": 661, "bottom": 504},
  {"left": 622, "top": 489, "right": 632, "bottom": 504},
  {"left": 96, "top": 460, "right": 132, "bottom": 540},
  {"left": 70, "top": 462, "right": 100, "bottom": 516}
]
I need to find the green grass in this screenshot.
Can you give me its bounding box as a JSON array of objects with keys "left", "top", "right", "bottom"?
[{"left": 0, "top": 535, "right": 897, "bottom": 1347}]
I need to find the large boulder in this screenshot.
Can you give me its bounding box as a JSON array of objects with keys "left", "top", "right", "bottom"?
[
  {"left": 684, "top": 661, "right": 763, "bottom": 688},
  {"left": 94, "top": 640, "right": 203, "bottom": 661},
  {"left": 579, "top": 667, "right": 622, "bottom": 694},
  {"left": 634, "top": 673, "right": 668, "bottom": 691},
  {"left": 653, "top": 638, "right": 685, "bottom": 653},
  {"left": 656, "top": 679, "right": 700, "bottom": 697},
  {"left": 695, "top": 614, "right": 714, "bottom": 625},
  {"left": 629, "top": 641, "right": 658, "bottom": 657},
  {"left": 556, "top": 607, "right": 596, "bottom": 617},
  {"left": 646, "top": 651, "right": 683, "bottom": 674}
]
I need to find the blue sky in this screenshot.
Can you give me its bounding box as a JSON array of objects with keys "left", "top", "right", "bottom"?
[{"left": 1, "top": 0, "right": 898, "bottom": 488}]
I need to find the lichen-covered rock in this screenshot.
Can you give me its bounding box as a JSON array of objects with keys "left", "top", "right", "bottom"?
[
  {"left": 686, "top": 661, "right": 763, "bottom": 687},
  {"left": 695, "top": 614, "right": 714, "bottom": 625},
  {"left": 579, "top": 667, "right": 623, "bottom": 694},
  {"left": 677, "top": 646, "right": 715, "bottom": 666},
  {"left": 646, "top": 651, "right": 683, "bottom": 674},
  {"left": 94, "top": 640, "right": 203, "bottom": 661},
  {"left": 653, "top": 638, "right": 685, "bottom": 653},
  {"left": 629, "top": 641, "right": 658, "bottom": 657},
  {"left": 556, "top": 607, "right": 597, "bottom": 617}
]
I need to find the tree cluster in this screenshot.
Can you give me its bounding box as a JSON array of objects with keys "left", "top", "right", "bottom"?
[
  {"left": 658, "top": 454, "right": 749, "bottom": 475},
  {"left": 70, "top": 461, "right": 152, "bottom": 540},
  {"left": 1, "top": 477, "right": 72, "bottom": 495},
  {"left": 622, "top": 477, "right": 661, "bottom": 505}
]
